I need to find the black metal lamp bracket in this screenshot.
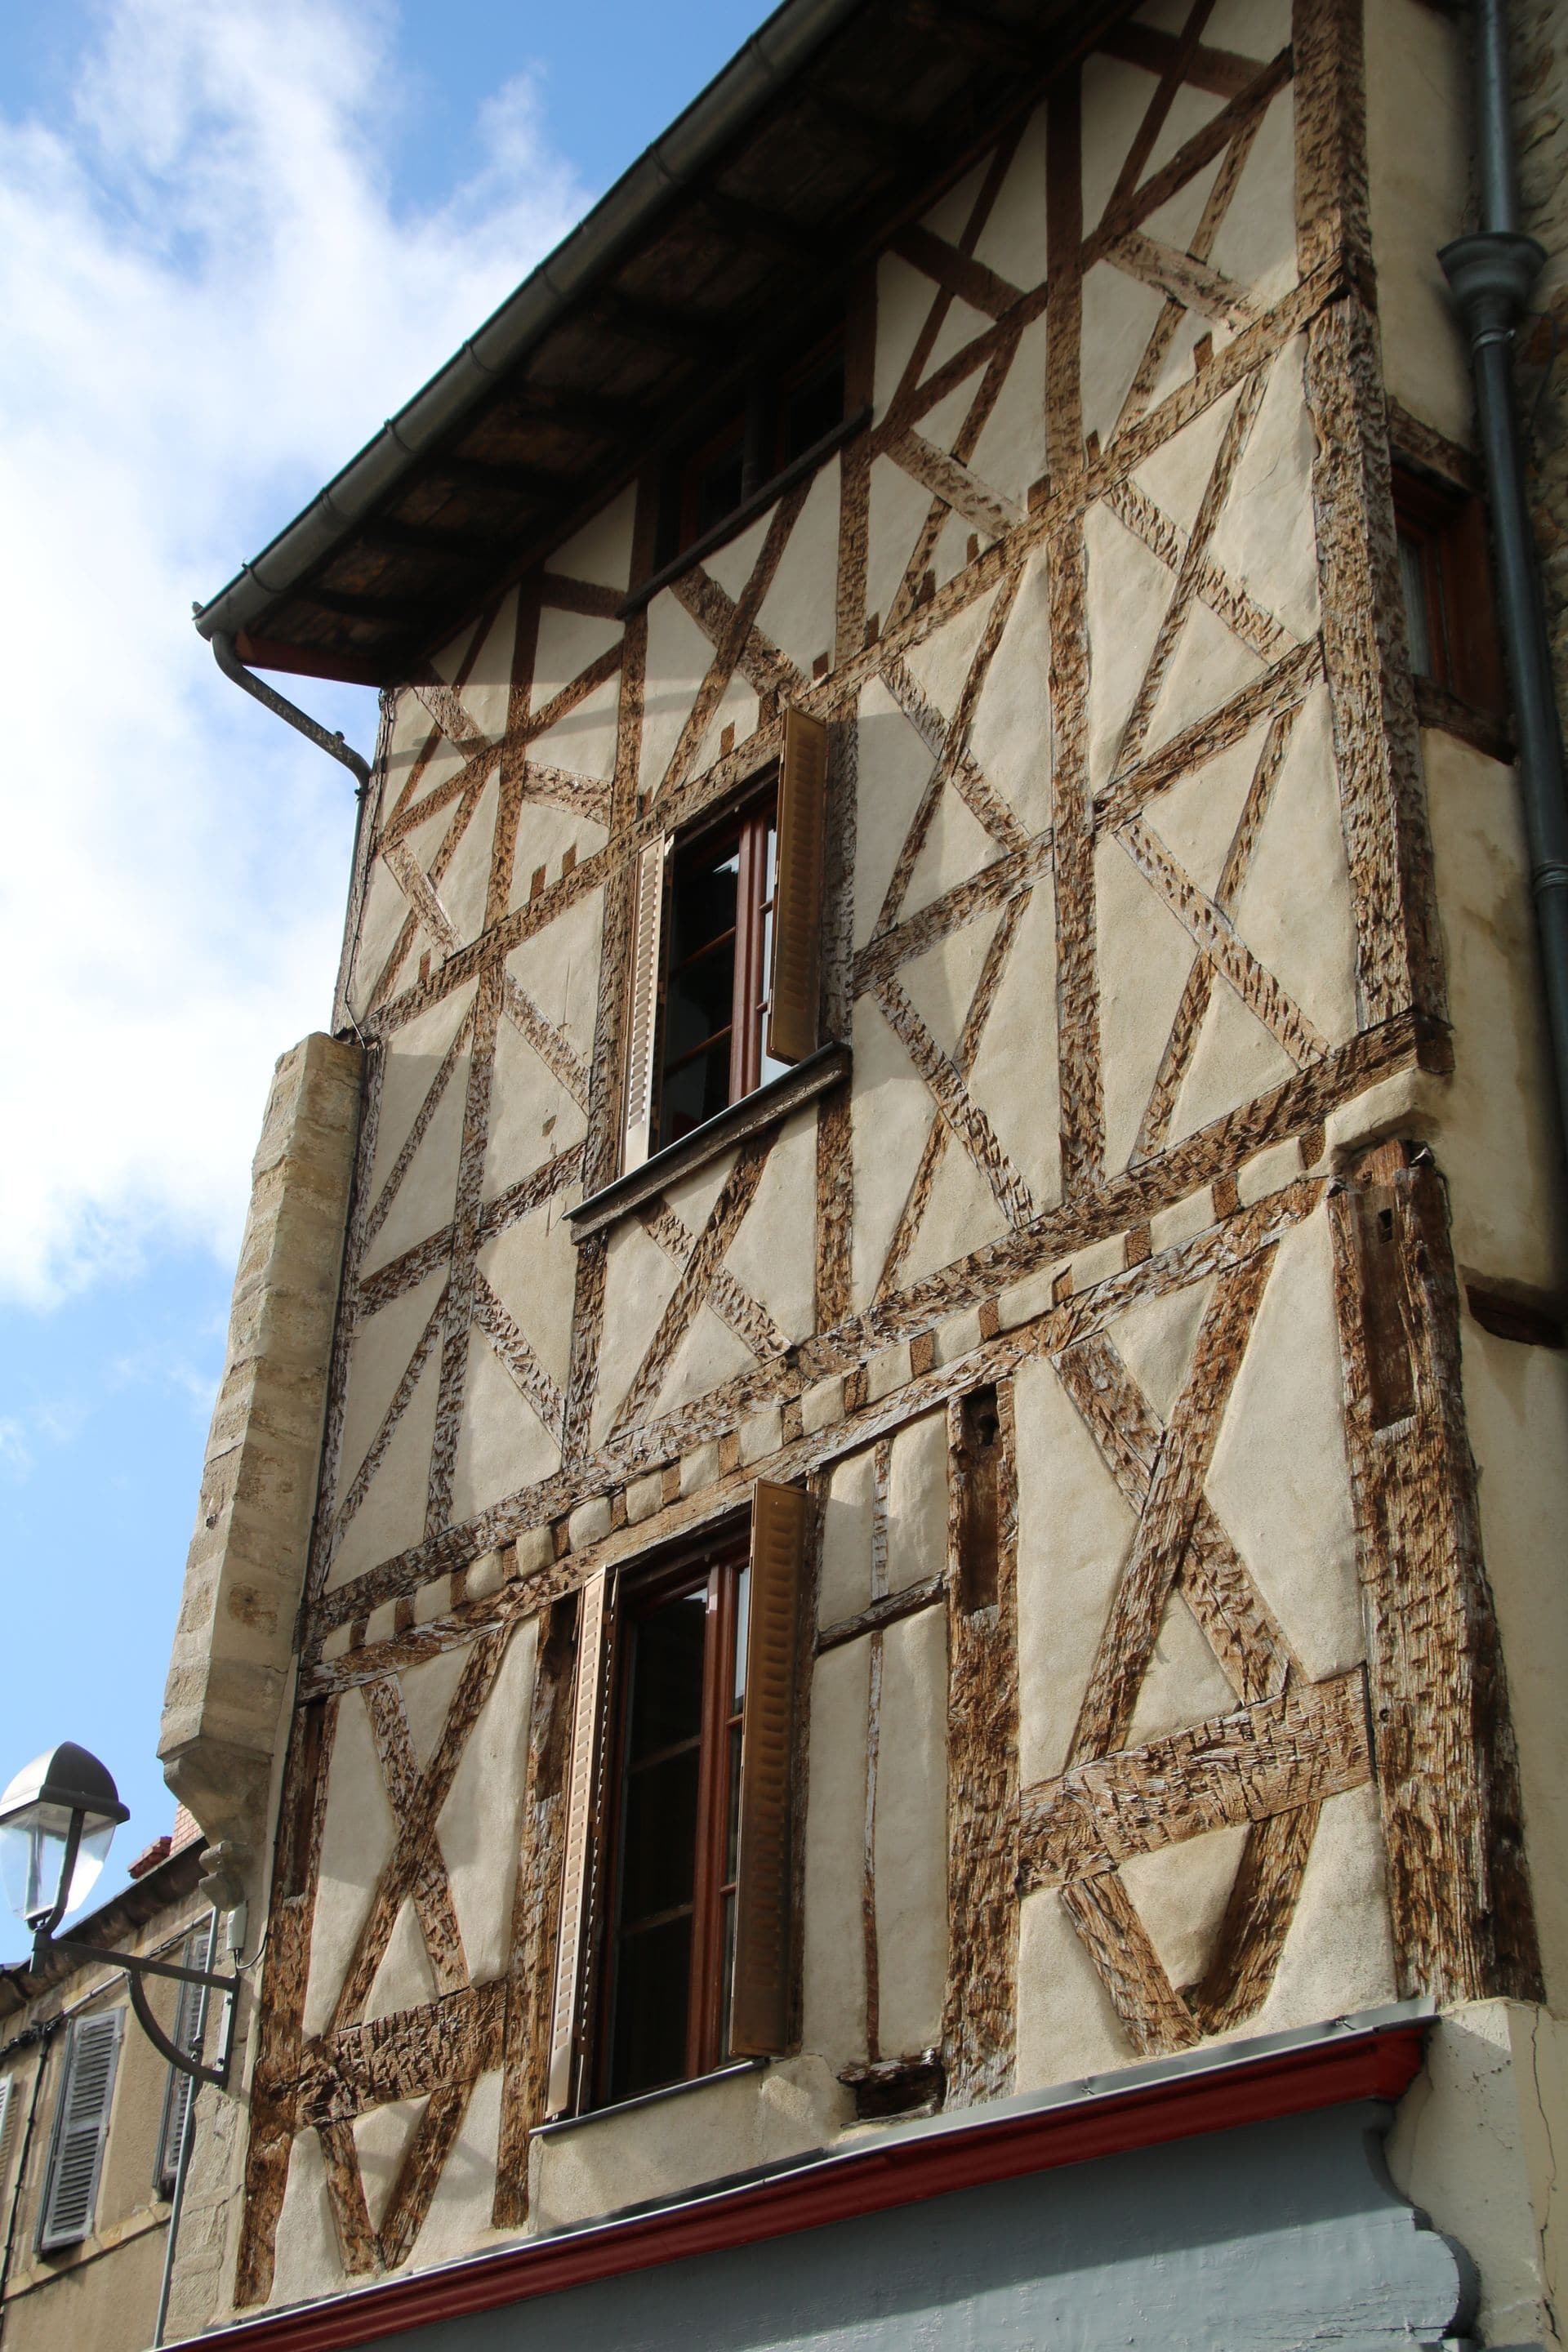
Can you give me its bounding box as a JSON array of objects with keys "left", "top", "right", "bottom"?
[{"left": 41, "top": 1934, "right": 238, "bottom": 2089}]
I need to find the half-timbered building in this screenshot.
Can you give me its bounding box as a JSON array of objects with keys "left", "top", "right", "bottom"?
[{"left": 156, "top": 1, "right": 1568, "bottom": 2343}]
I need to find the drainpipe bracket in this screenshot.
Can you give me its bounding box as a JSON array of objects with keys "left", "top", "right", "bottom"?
[{"left": 1440, "top": 230, "right": 1547, "bottom": 344}]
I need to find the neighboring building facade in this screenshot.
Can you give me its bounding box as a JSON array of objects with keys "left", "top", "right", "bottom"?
[
  {"left": 157, "top": 2, "right": 1568, "bottom": 2345},
  {"left": 0, "top": 1821, "right": 209, "bottom": 2352}
]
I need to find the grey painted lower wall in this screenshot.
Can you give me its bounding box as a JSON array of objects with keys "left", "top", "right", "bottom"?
[{"left": 338, "top": 2102, "right": 1475, "bottom": 2352}]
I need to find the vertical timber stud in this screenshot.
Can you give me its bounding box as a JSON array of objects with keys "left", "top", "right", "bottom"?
[
  {"left": 1330, "top": 1143, "right": 1540, "bottom": 2004},
  {"left": 768, "top": 710, "right": 830, "bottom": 1066},
  {"left": 494, "top": 1597, "right": 577, "bottom": 2225},
  {"left": 731, "top": 1481, "right": 810, "bottom": 2056},
  {"left": 943, "top": 1383, "right": 1020, "bottom": 2105},
  {"left": 621, "top": 838, "right": 667, "bottom": 1174},
  {"left": 546, "top": 1573, "right": 609, "bottom": 2117},
  {"left": 1294, "top": 0, "right": 1446, "bottom": 1036}
]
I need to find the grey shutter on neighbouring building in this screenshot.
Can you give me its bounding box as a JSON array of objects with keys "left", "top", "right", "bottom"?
[
  {"left": 155, "top": 1931, "right": 208, "bottom": 2194},
  {"left": 38, "top": 2010, "right": 122, "bottom": 2251},
  {"left": 0, "top": 2074, "right": 15, "bottom": 2178}
]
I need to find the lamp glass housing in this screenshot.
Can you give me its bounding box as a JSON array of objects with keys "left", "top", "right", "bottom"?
[{"left": 0, "top": 1802, "right": 118, "bottom": 1928}]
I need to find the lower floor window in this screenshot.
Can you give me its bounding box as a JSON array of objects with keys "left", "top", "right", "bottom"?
[
  {"left": 547, "top": 1483, "right": 808, "bottom": 2118},
  {"left": 598, "top": 1541, "right": 750, "bottom": 2104}
]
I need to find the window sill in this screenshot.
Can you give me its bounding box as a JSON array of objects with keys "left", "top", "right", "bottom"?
[
  {"left": 533, "top": 2057, "right": 766, "bottom": 2141},
  {"left": 568, "top": 1043, "right": 851, "bottom": 1242},
  {"left": 617, "top": 408, "right": 871, "bottom": 620}
]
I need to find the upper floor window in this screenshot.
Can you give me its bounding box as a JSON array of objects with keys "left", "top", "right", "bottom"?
[
  {"left": 621, "top": 710, "right": 830, "bottom": 1175},
  {"left": 1392, "top": 461, "right": 1504, "bottom": 715},
  {"left": 663, "top": 323, "right": 845, "bottom": 565},
  {"left": 546, "top": 1484, "right": 810, "bottom": 2119}
]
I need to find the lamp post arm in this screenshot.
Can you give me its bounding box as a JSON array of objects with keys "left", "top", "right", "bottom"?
[{"left": 40, "top": 1934, "right": 238, "bottom": 2089}]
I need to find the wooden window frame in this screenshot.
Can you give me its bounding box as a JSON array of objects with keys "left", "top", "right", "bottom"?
[
  {"left": 546, "top": 1483, "right": 809, "bottom": 2120},
  {"left": 614, "top": 708, "right": 830, "bottom": 1186},
  {"left": 663, "top": 321, "right": 846, "bottom": 566},
  {"left": 1392, "top": 461, "right": 1505, "bottom": 717},
  {"left": 654, "top": 777, "right": 780, "bottom": 1156},
  {"left": 590, "top": 1535, "right": 750, "bottom": 2105}
]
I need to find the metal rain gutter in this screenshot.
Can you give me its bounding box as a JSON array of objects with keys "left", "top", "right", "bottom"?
[
  {"left": 190, "top": 0, "right": 870, "bottom": 655},
  {"left": 1440, "top": 0, "right": 1568, "bottom": 1167}
]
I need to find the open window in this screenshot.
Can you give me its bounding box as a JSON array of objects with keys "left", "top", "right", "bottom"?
[
  {"left": 1392, "top": 461, "right": 1504, "bottom": 716},
  {"left": 546, "top": 1481, "right": 809, "bottom": 2118},
  {"left": 662, "top": 324, "right": 846, "bottom": 565},
  {"left": 622, "top": 709, "right": 829, "bottom": 1174}
]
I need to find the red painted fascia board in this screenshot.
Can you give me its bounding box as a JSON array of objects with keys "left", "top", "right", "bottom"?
[{"left": 183, "top": 2024, "right": 1425, "bottom": 2352}]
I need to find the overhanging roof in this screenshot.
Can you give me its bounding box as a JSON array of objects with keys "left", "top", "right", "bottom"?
[{"left": 194, "top": 0, "right": 1135, "bottom": 686}]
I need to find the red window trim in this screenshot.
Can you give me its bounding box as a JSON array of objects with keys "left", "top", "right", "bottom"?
[{"left": 192, "top": 2021, "right": 1428, "bottom": 2352}]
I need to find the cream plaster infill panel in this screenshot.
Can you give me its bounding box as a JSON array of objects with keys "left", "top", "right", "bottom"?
[
  {"left": 1095, "top": 826, "right": 1200, "bottom": 1176},
  {"left": 408, "top": 2068, "right": 506, "bottom": 2271},
  {"left": 801, "top": 1640, "right": 871, "bottom": 2069},
  {"left": 1014, "top": 1351, "right": 1137, "bottom": 1788},
  {"left": 1365, "top": 0, "right": 1473, "bottom": 447},
  {"left": 1080, "top": 261, "right": 1169, "bottom": 453},
  {"left": 435, "top": 1616, "right": 537, "bottom": 1982},
  {"left": 886, "top": 1410, "right": 949, "bottom": 1595},
  {"left": 898, "top": 1125, "right": 1011, "bottom": 1294},
  {"left": 969, "top": 101, "right": 1048, "bottom": 289},
  {"left": 1228, "top": 688, "right": 1358, "bottom": 1046},
  {"left": 873, "top": 249, "right": 991, "bottom": 425},
  {"left": 505, "top": 883, "right": 604, "bottom": 1065},
  {"left": 651, "top": 1306, "right": 757, "bottom": 1424},
  {"left": 549, "top": 482, "right": 636, "bottom": 593},
  {"left": 1084, "top": 495, "right": 1175, "bottom": 800},
  {"left": 506, "top": 800, "right": 606, "bottom": 918},
  {"left": 960, "top": 875, "right": 1062, "bottom": 1212},
  {"left": 1119, "top": 1818, "right": 1250, "bottom": 1993},
  {"left": 1015, "top": 1884, "right": 1134, "bottom": 2093},
  {"left": 1202, "top": 82, "right": 1298, "bottom": 320},
  {"left": 720, "top": 1106, "right": 818, "bottom": 1346},
  {"left": 965, "top": 548, "right": 1053, "bottom": 839},
  {"left": 474, "top": 1191, "right": 581, "bottom": 1400},
  {"left": 819, "top": 1447, "right": 876, "bottom": 1626},
  {"left": 1080, "top": 55, "right": 1224, "bottom": 242},
  {"left": 532, "top": 2057, "right": 849, "bottom": 2236},
  {"left": 848, "top": 991, "right": 955, "bottom": 1314},
  {"left": 1107, "top": 1266, "right": 1214, "bottom": 1425},
  {"left": 852, "top": 673, "right": 936, "bottom": 949},
  {"left": 1423, "top": 728, "right": 1568, "bottom": 1293},
  {"left": 873, "top": 1605, "right": 949, "bottom": 2056},
  {"left": 303, "top": 1686, "right": 397, "bottom": 2039},
  {"left": 333, "top": 1265, "right": 448, "bottom": 1500},
  {"left": 753, "top": 461, "right": 840, "bottom": 679},
  {"left": 448, "top": 589, "right": 519, "bottom": 745},
  {"left": 326, "top": 1339, "right": 442, "bottom": 1592},
  {"left": 900, "top": 577, "right": 1000, "bottom": 733},
  {"left": 528, "top": 671, "right": 622, "bottom": 794},
  {"left": 435, "top": 768, "right": 501, "bottom": 952},
  {"left": 364, "top": 1897, "right": 438, "bottom": 2028},
  {"left": 640, "top": 591, "right": 720, "bottom": 799},
  {"left": 1168, "top": 966, "right": 1296, "bottom": 1147},
  {"left": 478, "top": 1006, "right": 587, "bottom": 1210},
  {"left": 1125, "top": 1587, "right": 1239, "bottom": 1748},
  {"left": 450, "top": 1320, "right": 562, "bottom": 1522},
  {"left": 898, "top": 900, "right": 1003, "bottom": 1061},
  {"left": 359, "top": 982, "right": 477, "bottom": 1279},
  {"left": 1234, "top": 1784, "right": 1397, "bottom": 2042},
  {"left": 590, "top": 1214, "right": 685, "bottom": 1451},
  {"left": 352, "top": 853, "right": 431, "bottom": 1023},
  {"left": 1203, "top": 340, "right": 1321, "bottom": 644},
  {"left": 1135, "top": 724, "right": 1260, "bottom": 900},
  {"left": 269, "top": 2127, "right": 341, "bottom": 2308},
  {"left": 1205, "top": 1209, "right": 1362, "bottom": 1684},
  {"left": 355, "top": 2095, "right": 426, "bottom": 2232},
  {"left": 1142, "top": 596, "right": 1266, "bottom": 768},
  {"left": 966, "top": 314, "right": 1049, "bottom": 514},
  {"left": 865, "top": 457, "right": 943, "bottom": 640}
]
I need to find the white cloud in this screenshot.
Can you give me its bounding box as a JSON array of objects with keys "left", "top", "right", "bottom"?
[{"left": 0, "top": 0, "right": 587, "bottom": 1304}]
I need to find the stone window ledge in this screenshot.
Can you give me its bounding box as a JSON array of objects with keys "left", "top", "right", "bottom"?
[{"left": 567, "top": 1043, "right": 850, "bottom": 1243}]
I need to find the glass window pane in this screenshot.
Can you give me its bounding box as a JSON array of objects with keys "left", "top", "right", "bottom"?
[
  {"left": 1398, "top": 532, "right": 1432, "bottom": 678},
  {"left": 610, "top": 1914, "right": 693, "bottom": 2100},
  {"left": 627, "top": 1590, "right": 707, "bottom": 1761},
  {"left": 731, "top": 1559, "right": 751, "bottom": 1709},
  {"left": 621, "top": 1748, "right": 701, "bottom": 1921},
  {"left": 660, "top": 1036, "right": 733, "bottom": 1146}
]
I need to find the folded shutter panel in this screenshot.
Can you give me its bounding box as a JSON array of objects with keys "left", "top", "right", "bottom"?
[
  {"left": 39, "top": 2011, "right": 122, "bottom": 2251},
  {"left": 546, "top": 1570, "right": 610, "bottom": 2117},
  {"left": 767, "top": 710, "right": 829, "bottom": 1067},
  {"left": 730, "top": 1481, "right": 810, "bottom": 2056},
  {"left": 155, "top": 1929, "right": 210, "bottom": 2194},
  {"left": 0, "top": 2077, "right": 13, "bottom": 2176},
  {"left": 622, "top": 838, "right": 668, "bottom": 1172}
]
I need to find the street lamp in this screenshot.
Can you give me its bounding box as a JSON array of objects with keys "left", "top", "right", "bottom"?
[{"left": 1, "top": 1744, "right": 237, "bottom": 2089}]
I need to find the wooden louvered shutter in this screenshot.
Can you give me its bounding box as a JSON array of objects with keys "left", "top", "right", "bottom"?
[
  {"left": 767, "top": 710, "right": 829, "bottom": 1066},
  {"left": 0, "top": 2076, "right": 13, "bottom": 2177},
  {"left": 546, "top": 1570, "right": 610, "bottom": 2117},
  {"left": 154, "top": 1929, "right": 209, "bottom": 2194},
  {"left": 39, "top": 2011, "right": 122, "bottom": 2251},
  {"left": 621, "top": 837, "right": 668, "bottom": 1172},
  {"left": 730, "top": 1481, "right": 810, "bottom": 2056}
]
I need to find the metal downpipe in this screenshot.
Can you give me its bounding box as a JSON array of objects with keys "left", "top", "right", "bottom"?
[
  {"left": 1439, "top": 0, "right": 1568, "bottom": 1165},
  {"left": 209, "top": 631, "right": 372, "bottom": 794}
]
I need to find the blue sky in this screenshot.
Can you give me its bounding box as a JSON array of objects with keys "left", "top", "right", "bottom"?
[{"left": 0, "top": 0, "right": 773, "bottom": 1950}]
